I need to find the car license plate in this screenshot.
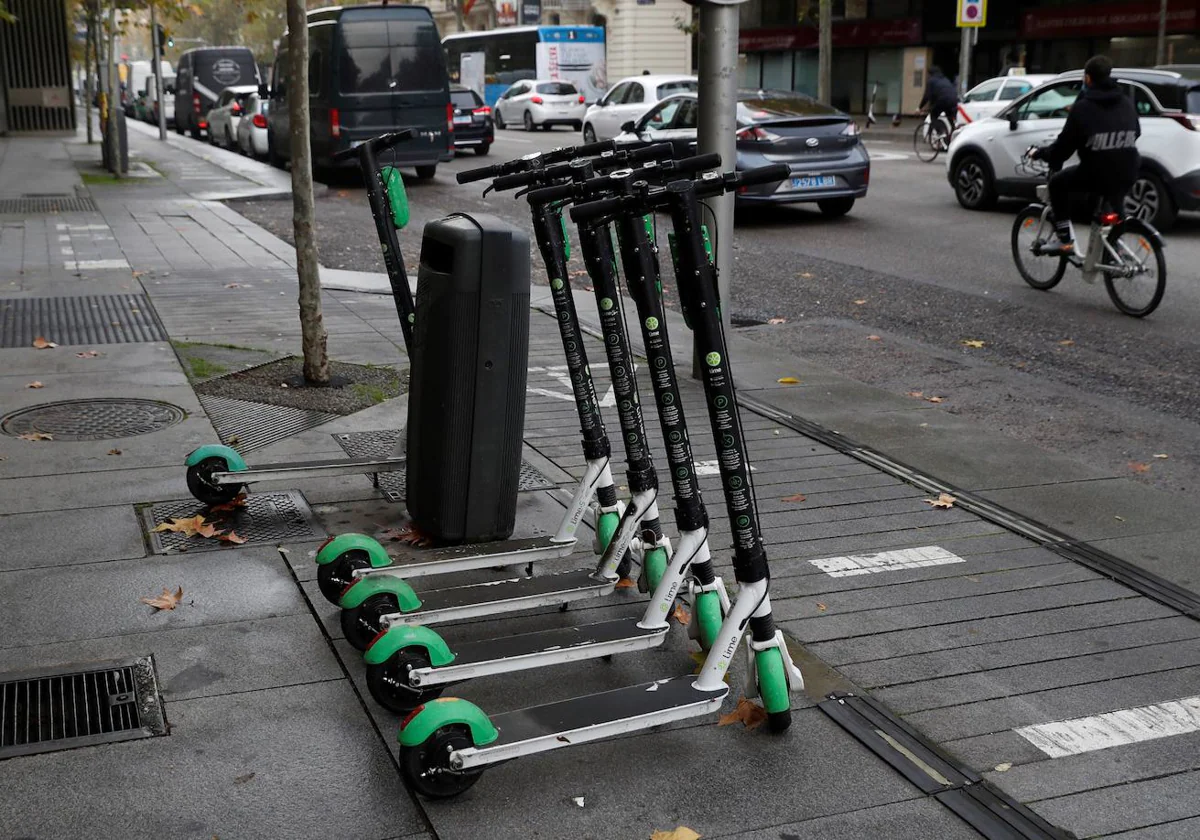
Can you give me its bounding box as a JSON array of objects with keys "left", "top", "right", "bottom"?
[
  {"left": 453, "top": 115, "right": 472, "bottom": 124},
  {"left": 790, "top": 175, "right": 837, "bottom": 190}
]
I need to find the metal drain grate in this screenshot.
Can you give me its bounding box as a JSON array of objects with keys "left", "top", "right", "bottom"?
[
  {"left": 0, "top": 295, "right": 167, "bottom": 348},
  {"left": 0, "top": 656, "right": 166, "bottom": 759},
  {"left": 333, "top": 429, "right": 555, "bottom": 502},
  {"left": 141, "top": 490, "right": 326, "bottom": 554},
  {"left": 0, "top": 195, "right": 98, "bottom": 215},
  {"left": 1, "top": 398, "right": 185, "bottom": 440},
  {"left": 197, "top": 395, "right": 339, "bottom": 453}
]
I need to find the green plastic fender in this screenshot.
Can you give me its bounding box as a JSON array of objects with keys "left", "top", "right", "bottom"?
[
  {"left": 339, "top": 574, "right": 422, "bottom": 612},
  {"left": 398, "top": 697, "right": 499, "bottom": 748},
  {"left": 315, "top": 533, "right": 392, "bottom": 569},
  {"left": 379, "top": 166, "right": 410, "bottom": 230},
  {"left": 364, "top": 624, "right": 455, "bottom": 667},
  {"left": 184, "top": 444, "right": 247, "bottom": 472},
  {"left": 595, "top": 510, "right": 620, "bottom": 554}
]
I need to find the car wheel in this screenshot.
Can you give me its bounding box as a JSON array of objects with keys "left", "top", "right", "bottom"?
[
  {"left": 523, "top": 110, "right": 535, "bottom": 132},
  {"left": 226, "top": 127, "right": 235, "bottom": 149},
  {"left": 1124, "top": 172, "right": 1176, "bottom": 231},
  {"left": 952, "top": 153, "right": 997, "bottom": 210},
  {"left": 475, "top": 143, "right": 490, "bottom": 156},
  {"left": 494, "top": 107, "right": 506, "bottom": 130},
  {"left": 267, "top": 133, "right": 285, "bottom": 169},
  {"left": 416, "top": 164, "right": 437, "bottom": 180},
  {"left": 583, "top": 123, "right": 597, "bottom": 143},
  {"left": 817, "top": 197, "right": 855, "bottom": 218}
]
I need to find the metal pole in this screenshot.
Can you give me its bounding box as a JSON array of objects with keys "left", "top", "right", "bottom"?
[
  {"left": 107, "top": 0, "right": 118, "bottom": 173},
  {"left": 1157, "top": 0, "right": 1169, "bottom": 66},
  {"left": 151, "top": 2, "right": 166, "bottom": 139},
  {"left": 84, "top": 8, "right": 94, "bottom": 144},
  {"left": 958, "top": 25, "right": 971, "bottom": 98},
  {"left": 693, "top": 0, "right": 738, "bottom": 376},
  {"left": 817, "top": 0, "right": 831, "bottom": 104}
]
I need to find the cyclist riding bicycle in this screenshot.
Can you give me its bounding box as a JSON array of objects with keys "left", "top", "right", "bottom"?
[
  {"left": 1028, "top": 55, "right": 1140, "bottom": 256},
  {"left": 919, "top": 66, "right": 958, "bottom": 145}
]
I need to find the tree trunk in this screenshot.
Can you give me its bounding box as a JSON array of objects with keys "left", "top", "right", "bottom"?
[
  {"left": 817, "top": 0, "right": 831, "bottom": 105},
  {"left": 84, "top": 10, "right": 94, "bottom": 143},
  {"left": 286, "top": 0, "right": 330, "bottom": 385}
]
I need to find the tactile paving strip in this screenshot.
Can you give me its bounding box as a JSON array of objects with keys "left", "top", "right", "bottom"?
[
  {"left": 140, "top": 490, "right": 326, "bottom": 554},
  {"left": 0, "top": 295, "right": 167, "bottom": 348},
  {"left": 198, "top": 395, "right": 339, "bottom": 453},
  {"left": 333, "top": 429, "right": 555, "bottom": 502}
]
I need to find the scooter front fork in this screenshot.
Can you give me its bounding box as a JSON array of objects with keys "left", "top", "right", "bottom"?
[{"left": 552, "top": 456, "right": 617, "bottom": 545}]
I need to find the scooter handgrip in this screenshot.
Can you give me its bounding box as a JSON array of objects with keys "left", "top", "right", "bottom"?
[
  {"left": 527, "top": 182, "right": 575, "bottom": 205},
  {"left": 374, "top": 129, "right": 416, "bottom": 152},
  {"left": 570, "top": 195, "right": 627, "bottom": 224},
  {"left": 493, "top": 170, "right": 539, "bottom": 192},
  {"left": 571, "top": 139, "right": 617, "bottom": 159},
  {"left": 626, "top": 142, "right": 676, "bottom": 164},
  {"left": 457, "top": 163, "right": 502, "bottom": 184},
  {"left": 737, "top": 163, "right": 790, "bottom": 188},
  {"left": 674, "top": 152, "right": 722, "bottom": 175}
]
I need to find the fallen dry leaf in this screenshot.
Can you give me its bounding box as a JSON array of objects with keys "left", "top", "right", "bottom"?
[
  {"left": 226, "top": 434, "right": 242, "bottom": 446},
  {"left": 219, "top": 531, "right": 247, "bottom": 545},
  {"left": 925, "top": 396, "right": 945, "bottom": 404},
  {"left": 906, "top": 390, "right": 924, "bottom": 398},
  {"left": 650, "top": 828, "right": 702, "bottom": 840},
  {"left": 194, "top": 522, "right": 220, "bottom": 539},
  {"left": 141, "top": 586, "right": 183, "bottom": 611},
  {"left": 17, "top": 432, "right": 53, "bottom": 441},
  {"left": 776, "top": 376, "right": 801, "bottom": 385},
  {"left": 767, "top": 317, "right": 787, "bottom": 325},
  {"left": 1129, "top": 461, "right": 1151, "bottom": 474},
  {"left": 25, "top": 381, "right": 43, "bottom": 389},
  {"left": 152, "top": 514, "right": 210, "bottom": 537},
  {"left": 924, "top": 492, "right": 957, "bottom": 509},
  {"left": 131, "top": 270, "right": 146, "bottom": 278},
  {"left": 718, "top": 696, "right": 767, "bottom": 730},
  {"left": 234, "top": 772, "right": 255, "bottom": 784},
  {"left": 797, "top": 271, "right": 814, "bottom": 279},
  {"left": 816, "top": 602, "right": 827, "bottom": 612},
  {"left": 671, "top": 603, "right": 691, "bottom": 625},
  {"left": 1153, "top": 453, "right": 1169, "bottom": 459},
  {"left": 853, "top": 299, "right": 867, "bottom": 305},
  {"left": 994, "top": 762, "right": 1012, "bottom": 772},
  {"left": 224, "top": 282, "right": 242, "bottom": 289},
  {"left": 1114, "top": 515, "right": 1126, "bottom": 522},
  {"left": 1058, "top": 339, "right": 1075, "bottom": 347},
  {"left": 615, "top": 578, "right": 637, "bottom": 590},
  {"left": 75, "top": 350, "right": 101, "bottom": 358},
  {"left": 107, "top": 448, "right": 122, "bottom": 455},
  {"left": 208, "top": 493, "right": 248, "bottom": 513},
  {"left": 32, "top": 336, "right": 58, "bottom": 349},
  {"left": 867, "top": 334, "right": 881, "bottom": 341},
  {"left": 960, "top": 339, "right": 986, "bottom": 348},
  {"left": 781, "top": 493, "right": 806, "bottom": 503}
]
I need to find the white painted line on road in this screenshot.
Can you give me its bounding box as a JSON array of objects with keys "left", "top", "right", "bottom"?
[
  {"left": 1015, "top": 696, "right": 1200, "bottom": 758},
  {"left": 809, "top": 546, "right": 963, "bottom": 577},
  {"left": 868, "top": 151, "right": 912, "bottom": 162},
  {"left": 527, "top": 364, "right": 615, "bottom": 407},
  {"left": 495, "top": 135, "right": 535, "bottom": 145},
  {"left": 64, "top": 259, "right": 130, "bottom": 270}
]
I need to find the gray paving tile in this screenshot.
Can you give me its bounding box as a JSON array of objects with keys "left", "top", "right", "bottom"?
[
  {"left": 0, "top": 681, "right": 423, "bottom": 840},
  {"left": 1090, "top": 528, "right": 1200, "bottom": 594},
  {"left": 0, "top": 505, "right": 147, "bottom": 570},
  {"left": 940, "top": 730, "right": 1052, "bottom": 772},
  {"left": 1102, "top": 816, "right": 1200, "bottom": 839},
  {"left": 717, "top": 797, "right": 983, "bottom": 840},
  {"left": 1030, "top": 771, "right": 1200, "bottom": 838}
]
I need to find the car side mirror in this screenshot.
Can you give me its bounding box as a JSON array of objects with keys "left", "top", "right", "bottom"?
[
  {"left": 1008, "top": 114, "right": 1019, "bottom": 130},
  {"left": 621, "top": 120, "right": 635, "bottom": 132},
  {"left": 259, "top": 83, "right": 270, "bottom": 98}
]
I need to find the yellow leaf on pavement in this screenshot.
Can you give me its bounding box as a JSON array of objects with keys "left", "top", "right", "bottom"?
[
  {"left": 615, "top": 577, "right": 637, "bottom": 589},
  {"left": 867, "top": 335, "right": 881, "bottom": 341},
  {"left": 651, "top": 828, "right": 702, "bottom": 840},
  {"left": 924, "top": 492, "right": 957, "bottom": 509},
  {"left": 25, "top": 381, "right": 43, "bottom": 389},
  {"left": 17, "top": 432, "right": 53, "bottom": 441},
  {"left": 781, "top": 493, "right": 806, "bottom": 503},
  {"left": 1153, "top": 453, "right": 1169, "bottom": 459},
  {"left": 1058, "top": 339, "right": 1075, "bottom": 346},
  {"left": 961, "top": 339, "right": 985, "bottom": 348},
  {"left": 718, "top": 696, "right": 767, "bottom": 730},
  {"left": 776, "top": 376, "right": 800, "bottom": 384},
  {"left": 853, "top": 299, "right": 867, "bottom": 305},
  {"left": 767, "top": 317, "right": 787, "bottom": 325},
  {"left": 141, "top": 586, "right": 183, "bottom": 611},
  {"left": 152, "top": 514, "right": 209, "bottom": 537},
  {"left": 32, "top": 336, "right": 57, "bottom": 349},
  {"left": 1129, "top": 461, "right": 1151, "bottom": 474},
  {"left": 925, "top": 395, "right": 945, "bottom": 403},
  {"left": 671, "top": 604, "right": 690, "bottom": 625},
  {"left": 220, "top": 531, "right": 247, "bottom": 545}
]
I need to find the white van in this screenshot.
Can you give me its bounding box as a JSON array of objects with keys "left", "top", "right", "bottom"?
[{"left": 124, "top": 60, "right": 173, "bottom": 117}]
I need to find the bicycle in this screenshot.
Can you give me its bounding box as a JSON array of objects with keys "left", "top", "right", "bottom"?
[
  {"left": 913, "top": 111, "right": 955, "bottom": 162},
  {"left": 1011, "top": 150, "right": 1167, "bottom": 317}
]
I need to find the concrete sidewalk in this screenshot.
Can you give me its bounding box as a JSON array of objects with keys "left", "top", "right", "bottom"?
[{"left": 1, "top": 125, "right": 1199, "bottom": 840}]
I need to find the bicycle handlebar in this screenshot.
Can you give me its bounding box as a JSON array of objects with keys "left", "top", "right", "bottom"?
[
  {"left": 456, "top": 139, "right": 617, "bottom": 183},
  {"left": 330, "top": 129, "right": 415, "bottom": 163}
]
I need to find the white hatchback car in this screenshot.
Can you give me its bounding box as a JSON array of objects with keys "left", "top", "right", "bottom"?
[
  {"left": 494, "top": 80, "right": 586, "bottom": 131},
  {"left": 946, "top": 68, "right": 1200, "bottom": 230},
  {"left": 958, "top": 72, "right": 1056, "bottom": 123},
  {"left": 236, "top": 93, "right": 269, "bottom": 158},
  {"left": 206, "top": 85, "right": 258, "bottom": 149},
  {"left": 582, "top": 74, "right": 698, "bottom": 142}
]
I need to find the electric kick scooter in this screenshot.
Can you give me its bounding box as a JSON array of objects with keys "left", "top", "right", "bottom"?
[
  {"left": 361, "top": 151, "right": 731, "bottom": 713},
  {"left": 393, "top": 163, "right": 804, "bottom": 799},
  {"left": 335, "top": 149, "right": 682, "bottom": 650}
]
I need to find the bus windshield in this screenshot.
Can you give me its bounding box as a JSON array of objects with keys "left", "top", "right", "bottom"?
[
  {"left": 341, "top": 20, "right": 444, "bottom": 94},
  {"left": 444, "top": 26, "right": 605, "bottom": 106}
]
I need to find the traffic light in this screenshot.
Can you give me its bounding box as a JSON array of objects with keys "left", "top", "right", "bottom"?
[{"left": 156, "top": 24, "right": 166, "bottom": 57}]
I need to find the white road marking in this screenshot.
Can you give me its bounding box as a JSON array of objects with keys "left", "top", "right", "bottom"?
[
  {"left": 64, "top": 259, "right": 130, "bottom": 270},
  {"left": 1015, "top": 696, "right": 1200, "bottom": 758},
  {"left": 867, "top": 151, "right": 912, "bottom": 162},
  {"left": 527, "top": 364, "right": 615, "bottom": 407},
  {"left": 809, "top": 546, "right": 963, "bottom": 577}
]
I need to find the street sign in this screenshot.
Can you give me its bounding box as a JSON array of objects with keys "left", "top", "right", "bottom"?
[{"left": 957, "top": 0, "right": 986, "bottom": 27}]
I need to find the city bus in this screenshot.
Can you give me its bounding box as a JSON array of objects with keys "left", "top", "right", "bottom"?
[{"left": 443, "top": 25, "right": 605, "bottom": 107}]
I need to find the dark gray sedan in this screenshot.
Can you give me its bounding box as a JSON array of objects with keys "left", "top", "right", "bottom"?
[{"left": 615, "top": 90, "right": 869, "bottom": 217}]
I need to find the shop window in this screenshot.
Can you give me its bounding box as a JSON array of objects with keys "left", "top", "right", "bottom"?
[
  {"left": 762, "top": 52, "right": 792, "bottom": 90},
  {"left": 761, "top": 0, "right": 794, "bottom": 26}
]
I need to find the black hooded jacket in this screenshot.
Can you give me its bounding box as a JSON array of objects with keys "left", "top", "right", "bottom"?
[
  {"left": 1043, "top": 80, "right": 1141, "bottom": 188},
  {"left": 920, "top": 71, "right": 958, "bottom": 111}
]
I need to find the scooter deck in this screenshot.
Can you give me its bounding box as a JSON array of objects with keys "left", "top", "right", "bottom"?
[
  {"left": 363, "top": 535, "right": 576, "bottom": 582},
  {"left": 456, "top": 675, "right": 728, "bottom": 768},
  {"left": 389, "top": 568, "right": 616, "bottom": 626},
  {"left": 215, "top": 456, "right": 405, "bottom": 486},
  {"left": 412, "top": 616, "right": 670, "bottom": 687}
]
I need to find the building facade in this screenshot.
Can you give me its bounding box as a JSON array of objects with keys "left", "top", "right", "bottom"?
[{"left": 0, "top": 0, "right": 75, "bottom": 134}]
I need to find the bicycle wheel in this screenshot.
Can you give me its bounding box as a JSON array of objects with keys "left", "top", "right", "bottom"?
[
  {"left": 913, "top": 121, "right": 939, "bottom": 163},
  {"left": 1011, "top": 205, "right": 1067, "bottom": 290},
  {"left": 1104, "top": 219, "right": 1166, "bottom": 317}
]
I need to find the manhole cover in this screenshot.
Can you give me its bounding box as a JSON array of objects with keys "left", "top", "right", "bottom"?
[
  {"left": 141, "top": 490, "right": 326, "bottom": 554},
  {"left": 1, "top": 399, "right": 186, "bottom": 441}
]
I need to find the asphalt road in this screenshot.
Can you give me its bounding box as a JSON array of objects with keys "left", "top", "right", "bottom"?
[{"left": 226, "top": 126, "right": 1200, "bottom": 500}]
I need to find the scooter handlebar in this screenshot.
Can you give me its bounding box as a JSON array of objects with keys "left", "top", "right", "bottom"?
[
  {"left": 671, "top": 152, "right": 722, "bottom": 177},
  {"left": 569, "top": 194, "right": 629, "bottom": 224},
  {"left": 330, "top": 129, "right": 415, "bottom": 163},
  {"left": 457, "top": 139, "right": 618, "bottom": 183},
  {"left": 733, "top": 163, "right": 790, "bottom": 189},
  {"left": 526, "top": 181, "right": 576, "bottom": 205}
]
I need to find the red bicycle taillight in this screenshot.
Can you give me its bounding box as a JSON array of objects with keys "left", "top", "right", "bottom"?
[
  {"left": 1101, "top": 212, "right": 1121, "bottom": 225},
  {"left": 330, "top": 107, "right": 341, "bottom": 139},
  {"left": 400, "top": 705, "right": 426, "bottom": 729},
  {"left": 447, "top": 102, "right": 454, "bottom": 133},
  {"left": 531, "top": 96, "right": 544, "bottom": 105},
  {"left": 252, "top": 113, "right": 268, "bottom": 129}
]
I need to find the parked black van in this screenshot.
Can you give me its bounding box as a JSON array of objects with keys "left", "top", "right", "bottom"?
[
  {"left": 267, "top": 4, "right": 452, "bottom": 178},
  {"left": 174, "top": 47, "right": 260, "bottom": 139}
]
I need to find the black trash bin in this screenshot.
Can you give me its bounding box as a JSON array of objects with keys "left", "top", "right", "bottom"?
[{"left": 406, "top": 212, "right": 530, "bottom": 543}]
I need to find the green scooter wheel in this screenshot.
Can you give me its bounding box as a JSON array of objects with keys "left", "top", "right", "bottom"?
[
  {"left": 341, "top": 593, "right": 398, "bottom": 651},
  {"left": 317, "top": 550, "right": 370, "bottom": 605},
  {"left": 694, "top": 591, "right": 723, "bottom": 652},
  {"left": 643, "top": 546, "right": 668, "bottom": 593},
  {"left": 755, "top": 647, "right": 793, "bottom": 733},
  {"left": 400, "top": 725, "right": 484, "bottom": 799},
  {"left": 185, "top": 456, "right": 245, "bottom": 507},
  {"left": 595, "top": 510, "right": 620, "bottom": 553},
  {"left": 367, "top": 649, "right": 443, "bottom": 714}
]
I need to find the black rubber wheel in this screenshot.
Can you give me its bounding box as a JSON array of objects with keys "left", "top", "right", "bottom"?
[
  {"left": 583, "top": 123, "right": 596, "bottom": 144},
  {"left": 1011, "top": 205, "right": 1066, "bottom": 291},
  {"left": 400, "top": 725, "right": 483, "bottom": 799},
  {"left": 1124, "top": 171, "right": 1177, "bottom": 231},
  {"left": 341, "top": 593, "right": 399, "bottom": 651},
  {"left": 573, "top": 121, "right": 582, "bottom": 132},
  {"left": 953, "top": 153, "right": 997, "bottom": 210},
  {"left": 494, "top": 108, "right": 505, "bottom": 129},
  {"left": 1104, "top": 219, "right": 1167, "bottom": 318},
  {"left": 190, "top": 126, "right": 202, "bottom": 140},
  {"left": 366, "top": 648, "right": 443, "bottom": 714},
  {"left": 767, "top": 709, "right": 792, "bottom": 733},
  {"left": 185, "top": 456, "right": 245, "bottom": 507},
  {"left": 267, "top": 133, "right": 285, "bottom": 169},
  {"left": 415, "top": 164, "right": 437, "bottom": 180},
  {"left": 523, "top": 110, "right": 534, "bottom": 131},
  {"left": 225, "top": 127, "right": 234, "bottom": 148},
  {"left": 475, "top": 143, "right": 490, "bottom": 156},
  {"left": 913, "top": 121, "right": 939, "bottom": 163},
  {"left": 317, "top": 549, "right": 371, "bottom": 604},
  {"left": 817, "top": 197, "right": 855, "bottom": 218}
]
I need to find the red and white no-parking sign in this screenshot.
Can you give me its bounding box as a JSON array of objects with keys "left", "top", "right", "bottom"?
[{"left": 957, "top": 0, "right": 986, "bottom": 27}]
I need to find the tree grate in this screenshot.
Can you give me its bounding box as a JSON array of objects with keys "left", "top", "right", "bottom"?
[
  {"left": 0, "top": 195, "right": 98, "bottom": 215},
  {"left": 1, "top": 398, "right": 185, "bottom": 440},
  {"left": 0, "top": 656, "right": 166, "bottom": 760},
  {"left": 197, "top": 395, "right": 339, "bottom": 453},
  {"left": 0, "top": 294, "right": 167, "bottom": 348},
  {"left": 141, "top": 490, "right": 326, "bottom": 554},
  {"left": 332, "top": 429, "right": 555, "bottom": 502}
]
